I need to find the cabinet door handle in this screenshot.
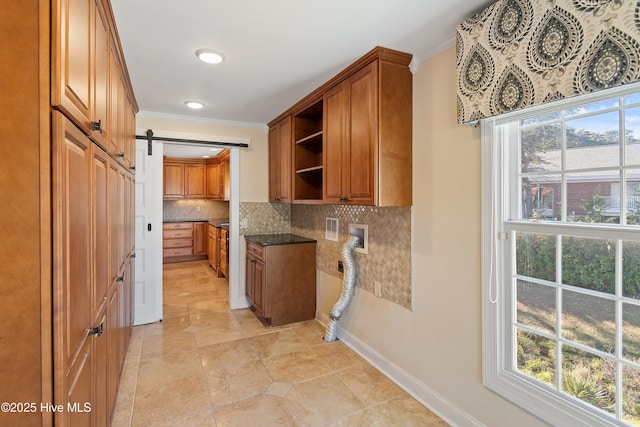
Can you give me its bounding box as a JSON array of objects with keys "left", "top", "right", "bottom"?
[
  {"left": 117, "top": 151, "right": 125, "bottom": 158},
  {"left": 91, "top": 120, "right": 103, "bottom": 133},
  {"left": 339, "top": 197, "right": 348, "bottom": 202},
  {"left": 88, "top": 323, "right": 104, "bottom": 337},
  {"left": 116, "top": 275, "right": 124, "bottom": 282}
]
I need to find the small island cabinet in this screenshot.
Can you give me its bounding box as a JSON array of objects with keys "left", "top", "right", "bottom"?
[{"left": 245, "top": 234, "right": 317, "bottom": 326}]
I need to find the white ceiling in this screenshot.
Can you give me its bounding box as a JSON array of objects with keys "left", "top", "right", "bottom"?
[{"left": 110, "top": 0, "right": 493, "bottom": 128}]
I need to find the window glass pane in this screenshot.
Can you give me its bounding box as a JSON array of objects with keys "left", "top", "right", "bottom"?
[
  {"left": 565, "top": 98, "right": 619, "bottom": 117},
  {"left": 521, "top": 123, "right": 561, "bottom": 173},
  {"left": 566, "top": 112, "right": 620, "bottom": 170},
  {"left": 562, "top": 290, "right": 615, "bottom": 353},
  {"left": 517, "top": 329, "right": 556, "bottom": 387},
  {"left": 623, "top": 365, "right": 640, "bottom": 425},
  {"left": 521, "top": 112, "right": 561, "bottom": 126},
  {"left": 516, "top": 233, "right": 556, "bottom": 281},
  {"left": 521, "top": 176, "right": 561, "bottom": 220},
  {"left": 566, "top": 171, "right": 621, "bottom": 224},
  {"left": 625, "top": 107, "right": 640, "bottom": 165},
  {"left": 562, "top": 237, "right": 616, "bottom": 294},
  {"left": 624, "top": 242, "right": 640, "bottom": 300},
  {"left": 562, "top": 346, "right": 615, "bottom": 415},
  {"left": 623, "top": 302, "right": 640, "bottom": 363},
  {"left": 517, "top": 280, "right": 556, "bottom": 334},
  {"left": 624, "top": 93, "right": 640, "bottom": 106},
  {"left": 626, "top": 170, "right": 640, "bottom": 225}
]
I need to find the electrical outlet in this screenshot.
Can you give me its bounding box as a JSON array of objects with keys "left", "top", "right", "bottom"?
[
  {"left": 374, "top": 281, "right": 382, "bottom": 298},
  {"left": 196, "top": 206, "right": 201, "bottom": 212}
]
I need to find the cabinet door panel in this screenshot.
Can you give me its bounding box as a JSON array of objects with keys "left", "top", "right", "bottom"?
[
  {"left": 93, "top": 149, "right": 109, "bottom": 314},
  {"left": 53, "top": 112, "right": 92, "bottom": 368},
  {"left": 276, "top": 118, "right": 292, "bottom": 202},
  {"left": 92, "top": 0, "right": 109, "bottom": 147},
  {"left": 323, "top": 84, "right": 347, "bottom": 203},
  {"left": 193, "top": 223, "right": 207, "bottom": 256},
  {"left": 253, "top": 259, "right": 265, "bottom": 316},
  {"left": 347, "top": 63, "right": 377, "bottom": 204},
  {"left": 185, "top": 164, "right": 206, "bottom": 197},
  {"left": 163, "top": 163, "right": 184, "bottom": 198},
  {"left": 109, "top": 163, "right": 120, "bottom": 282},
  {"left": 206, "top": 163, "right": 221, "bottom": 199},
  {"left": 53, "top": 0, "right": 92, "bottom": 129}
]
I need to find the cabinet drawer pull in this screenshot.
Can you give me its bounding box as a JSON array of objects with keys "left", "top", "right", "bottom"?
[
  {"left": 116, "top": 275, "right": 124, "bottom": 282},
  {"left": 339, "top": 197, "right": 348, "bottom": 202},
  {"left": 88, "top": 323, "right": 104, "bottom": 337},
  {"left": 91, "top": 120, "right": 103, "bottom": 133}
]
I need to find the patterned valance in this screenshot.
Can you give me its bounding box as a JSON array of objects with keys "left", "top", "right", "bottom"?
[{"left": 456, "top": 0, "right": 640, "bottom": 124}]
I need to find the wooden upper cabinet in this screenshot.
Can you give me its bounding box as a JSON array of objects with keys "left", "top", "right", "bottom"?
[
  {"left": 163, "top": 162, "right": 185, "bottom": 198},
  {"left": 324, "top": 62, "right": 378, "bottom": 205},
  {"left": 324, "top": 58, "right": 412, "bottom": 206},
  {"left": 268, "top": 116, "right": 292, "bottom": 203},
  {"left": 269, "top": 46, "right": 412, "bottom": 206},
  {"left": 185, "top": 164, "right": 206, "bottom": 198},
  {"left": 163, "top": 160, "right": 207, "bottom": 199},
  {"left": 206, "top": 163, "right": 222, "bottom": 199},
  {"left": 52, "top": 0, "right": 92, "bottom": 130},
  {"left": 92, "top": 0, "right": 110, "bottom": 149},
  {"left": 52, "top": 0, "right": 137, "bottom": 163}
]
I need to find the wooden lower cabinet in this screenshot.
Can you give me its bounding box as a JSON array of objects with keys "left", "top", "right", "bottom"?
[
  {"left": 220, "top": 228, "right": 228, "bottom": 277},
  {"left": 194, "top": 222, "right": 207, "bottom": 256},
  {"left": 53, "top": 111, "right": 134, "bottom": 426},
  {"left": 163, "top": 221, "right": 209, "bottom": 263},
  {"left": 208, "top": 224, "right": 216, "bottom": 269},
  {"left": 245, "top": 237, "right": 316, "bottom": 326}
]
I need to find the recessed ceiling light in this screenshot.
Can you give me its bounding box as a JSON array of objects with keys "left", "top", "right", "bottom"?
[
  {"left": 196, "top": 49, "right": 224, "bottom": 64},
  {"left": 202, "top": 155, "right": 210, "bottom": 158},
  {"left": 185, "top": 100, "right": 205, "bottom": 110}
]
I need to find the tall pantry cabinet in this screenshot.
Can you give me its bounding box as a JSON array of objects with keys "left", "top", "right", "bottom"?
[{"left": 0, "top": 1, "right": 137, "bottom": 426}]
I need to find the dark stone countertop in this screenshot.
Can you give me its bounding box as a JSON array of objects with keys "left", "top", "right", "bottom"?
[
  {"left": 244, "top": 233, "right": 317, "bottom": 247},
  {"left": 163, "top": 217, "right": 228, "bottom": 227}
]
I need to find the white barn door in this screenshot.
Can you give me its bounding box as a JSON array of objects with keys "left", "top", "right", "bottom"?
[{"left": 134, "top": 139, "right": 163, "bottom": 325}]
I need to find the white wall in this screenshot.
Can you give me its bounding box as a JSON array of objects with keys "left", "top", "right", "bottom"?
[
  {"left": 317, "top": 47, "right": 547, "bottom": 426},
  {"left": 135, "top": 115, "right": 269, "bottom": 202}
]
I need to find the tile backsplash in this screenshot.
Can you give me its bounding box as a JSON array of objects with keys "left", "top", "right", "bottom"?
[
  {"left": 291, "top": 205, "right": 412, "bottom": 309},
  {"left": 238, "top": 202, "right": 412, "bottom": 309},
  {"left": 163, "top": 200, "right": 229, "bottom": 221},
  {"left": 239, "top": 202, "right": 290, "bottom": 235}
]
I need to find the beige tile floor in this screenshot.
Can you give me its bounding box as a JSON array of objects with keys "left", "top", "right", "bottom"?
[{"left": 111, "top": 260, "right": 448, "bottom": 426}]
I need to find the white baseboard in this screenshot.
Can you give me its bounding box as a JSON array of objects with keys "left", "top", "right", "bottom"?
[{"left": 316, "top": 314, "right": 484, "bottom": 427}]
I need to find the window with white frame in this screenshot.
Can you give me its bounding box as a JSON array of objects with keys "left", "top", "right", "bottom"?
[{"left": 482, "top": 84, "right": 640, "bottom": 426}]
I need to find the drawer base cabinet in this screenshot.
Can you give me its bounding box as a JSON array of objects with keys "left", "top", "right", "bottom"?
[
  {"left": 245, "top": 235, "right": 317, "bottom": 326},
  {"left": 163, "top": 221, "right": 208, "bottom": 263}
]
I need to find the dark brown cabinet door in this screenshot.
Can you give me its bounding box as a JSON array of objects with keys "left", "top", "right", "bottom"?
[
  {"left": 252, "top": 259, "right": 265, "bottom": 316},
  {"left": 323, "top": 62, "right": 377, "bottom": 205},
  {"left": 323, "top": 83, "right": 347, "bottom": 203},
  {"left": 345, "top": 62, "right": 377, "bottom": 205},
  {"left": 269, "top": 117, "right": 292, "bottom": 202}
]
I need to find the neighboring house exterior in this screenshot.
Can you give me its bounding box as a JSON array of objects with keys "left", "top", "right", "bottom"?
[{"left": 525, "top": 143, "right": 640, "bottom": 220}]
